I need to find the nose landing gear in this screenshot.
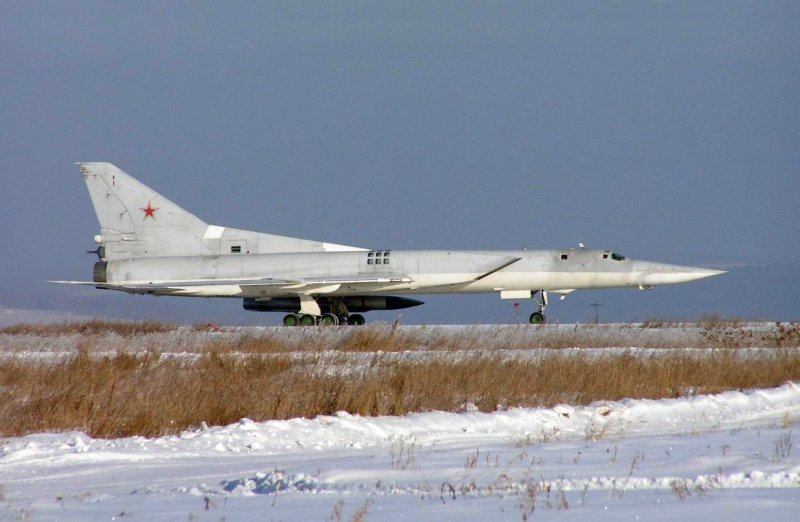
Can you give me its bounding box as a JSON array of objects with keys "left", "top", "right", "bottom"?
[{"left": 528, "top": 290, "right": 548, "bottom": 324}]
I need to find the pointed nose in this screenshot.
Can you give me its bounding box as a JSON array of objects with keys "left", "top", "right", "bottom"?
[{"left": 640, "top": 263, "right": 726, "bottom": 286}]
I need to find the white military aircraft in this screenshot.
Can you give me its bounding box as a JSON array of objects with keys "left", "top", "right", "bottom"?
[{"left": 57, "top": 163, "right": 724, "bottom": 325}]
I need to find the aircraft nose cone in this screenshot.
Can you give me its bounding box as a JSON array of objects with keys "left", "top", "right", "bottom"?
[
  {"left": 686, "top": 267, "right": 727, "bottom": 281},
  {"left": 641, "top": 264, "right": 726, "bottom": 285}
]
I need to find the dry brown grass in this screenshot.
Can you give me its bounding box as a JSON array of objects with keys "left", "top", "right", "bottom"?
[
  {"left": 333, "top": 326, "right": 495, "bottom": 352},
  {"left": 2, "top": 319, "right": 798, "bottom": 439},
  {"left": 0, "top": 319, "right": 177, "bottom": 336},
  {"left": 204, "top": 333, "right": 299, "bottom": 354},
  {"left": 1, "top": 347, "right": 798, "bottom": 439},
  {"left": 699, "top": 321, "right": 800, "bottom": 348},
  {"left": 4, "top": 320, "right": 799, "bottom": 351}
]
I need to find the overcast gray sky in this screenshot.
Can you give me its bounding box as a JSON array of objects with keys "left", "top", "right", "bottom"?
[{"left": 1, "top": 1, "right": 798, "bottom": 325}]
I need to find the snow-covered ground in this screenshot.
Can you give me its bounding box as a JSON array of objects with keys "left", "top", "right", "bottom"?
[{"left": 2, "top": 384, "right": 798, "bottom": 521}]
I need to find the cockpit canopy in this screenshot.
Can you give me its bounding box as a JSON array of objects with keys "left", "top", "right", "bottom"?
[{"left": 602, "top": 251, "right": 626, "bottom": 261}]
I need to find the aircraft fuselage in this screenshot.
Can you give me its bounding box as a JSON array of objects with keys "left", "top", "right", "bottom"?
[{"left": 95, "top": 248, "right": 720, "bottom": 298}]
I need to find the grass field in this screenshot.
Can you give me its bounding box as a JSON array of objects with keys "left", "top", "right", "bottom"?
[{"left": 1, "top": 320, "right": 798, "bottom": 438}]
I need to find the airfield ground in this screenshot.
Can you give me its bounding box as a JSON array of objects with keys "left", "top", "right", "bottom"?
[
  {"left": 0, "top": 321, "right": 798, "bottom": 438},
  {"left": 0, "top": 321, "right": 798, "bottom": 520}
]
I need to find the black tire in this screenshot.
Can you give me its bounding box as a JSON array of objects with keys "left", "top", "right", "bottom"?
[
  {"left": 319, "top": 313, "right": 339, "bottom": 326},
  {"left": 283, "top": 314, "right": 300, "bottom": 327},
  {"left": 529, "top": 312, "right": 546, "bottom": 324},
  {"left": 347, "top": 314, "right": 366, "bottom": 326},
  {"left": 299, "top": 314, "right": 317, "bottom": 326}
]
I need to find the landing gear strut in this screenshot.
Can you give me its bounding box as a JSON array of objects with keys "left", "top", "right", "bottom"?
[{"left": 529, "top": 290, "right": 548, "bottom": 324}]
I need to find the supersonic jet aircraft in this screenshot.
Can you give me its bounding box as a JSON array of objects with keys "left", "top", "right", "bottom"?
[{"left": 56, "top": 163, "right": 725, "bottom": 326}]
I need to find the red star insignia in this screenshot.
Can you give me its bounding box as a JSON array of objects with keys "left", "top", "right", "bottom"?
[{"left": 141, "top": 201, "right": 159, "bottom": 220}]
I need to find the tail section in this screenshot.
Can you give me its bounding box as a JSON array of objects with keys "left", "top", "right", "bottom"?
[
  {"left": 78, "top": 162, "right": 365, "bottom": 261},
  {"left": 79, "top": 162, "right": 210, "bottom": 260}
]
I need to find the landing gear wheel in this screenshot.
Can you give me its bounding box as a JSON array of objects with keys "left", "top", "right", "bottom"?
[
  {"left": 299, "top": 314, "right": 317, "bottom": 326},
  {"left": 319, "top": 313, "right": 339, "bottom": 326},
  {"left": 347, "top": 314, "right": 366, "bottom": 326},
  {"left": 283, "top": 314, "right": 300, "bottom": 327},
  {"left": 529, "top": 312, "right": 546, "bottom": 324}
]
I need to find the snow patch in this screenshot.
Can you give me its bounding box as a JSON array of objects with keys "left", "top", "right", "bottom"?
[
  {"left": 2, "top": 384, "right": 799, "bottom": 520},
  {"left": 221, "top": 470, "right": 320, "bottom": 496}
]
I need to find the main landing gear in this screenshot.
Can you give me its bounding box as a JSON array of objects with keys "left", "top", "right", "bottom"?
[
  {"left": 282, "top": 312, "right": 367, "bottom": 327},
  {"left": 281, "top": 296, "right": 368, "bottom": 327},
  {"left": 529, "top": 290, "right": 548, "bottom": 325}
]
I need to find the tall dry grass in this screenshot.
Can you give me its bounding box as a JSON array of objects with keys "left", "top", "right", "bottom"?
[
  {"left": 1, "top": 347, "right": 798, "bottom": 439},
  {"left": 3, "top": 320, "right": 798, "bottom": 352},
  {"left": 0, "top": 319, "right": 178, "bottom": 336}
]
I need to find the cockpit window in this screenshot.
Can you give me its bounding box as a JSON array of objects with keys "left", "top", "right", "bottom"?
[{"left": 610, "top": 252, "right": 625, "bottom": 261}]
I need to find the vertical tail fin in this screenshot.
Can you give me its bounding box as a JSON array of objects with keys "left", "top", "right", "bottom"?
[
  {"left": 79, "top": 162, "right": 210, "bottom": 260},
  {"left": 78, "top": 162, "right": 367, "bottom": 260}
]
